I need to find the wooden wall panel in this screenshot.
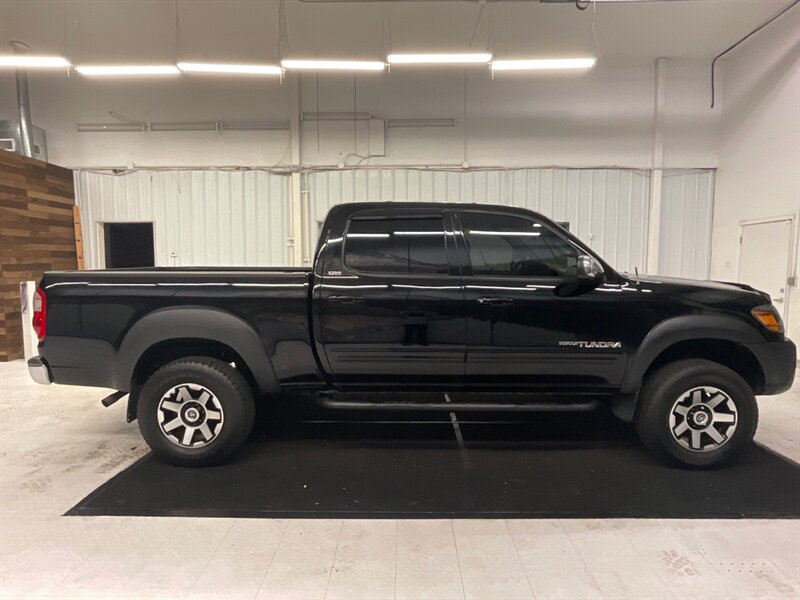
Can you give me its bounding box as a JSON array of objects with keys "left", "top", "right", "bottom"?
[{"left": 0, "top": 150, "right": 77, "bottom": 361}]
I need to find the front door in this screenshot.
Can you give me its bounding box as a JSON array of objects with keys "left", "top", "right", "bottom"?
[
  {"left": 456, "top": 209, "right": 637, "bottom": 391},
  {"left": 319, "top": 208, "right": 466, "bottom": 386}
]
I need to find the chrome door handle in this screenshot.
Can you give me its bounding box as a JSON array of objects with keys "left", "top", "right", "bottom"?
[
  {"left": 328, "top": 295, "right": 365, "bottom": 304},
  {"left": 477, "top": 297, "right": 513, "bottom": 306}
]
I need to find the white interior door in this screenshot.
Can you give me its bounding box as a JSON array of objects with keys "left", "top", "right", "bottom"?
[{"left": 739, "top": 218, "right": 793, "bottom": 321}]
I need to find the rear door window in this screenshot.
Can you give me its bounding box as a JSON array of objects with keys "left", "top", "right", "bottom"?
[{"left": 344, "top": 217, "right": 448, "bottom": 275}]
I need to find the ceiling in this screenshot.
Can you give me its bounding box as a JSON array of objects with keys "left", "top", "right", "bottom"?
[{"left": 0, "top": 0, "right": 794, "bottom": 67}]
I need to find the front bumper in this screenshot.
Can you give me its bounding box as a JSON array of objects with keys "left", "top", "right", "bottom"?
[
  {"left": 27, "top": 356, "right": 52, "bottom": 385},
  {"left": 746, "top": 339, "right": 797, "bottom": 394}
]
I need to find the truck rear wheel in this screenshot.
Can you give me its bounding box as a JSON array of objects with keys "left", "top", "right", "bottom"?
[
  {"left": 138, "top": 357, "right": 255, "bottom": 467},
  {"left": 635, "top": 359, "right": 758, "bottom": 468}
]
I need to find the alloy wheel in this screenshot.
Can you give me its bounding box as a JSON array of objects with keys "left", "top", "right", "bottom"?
[
  {"left": 157, "top": 383, "right": 225, "bottom": 448},
  {"left": 668, "top": 386, "right": 738, "bottom": 452}
]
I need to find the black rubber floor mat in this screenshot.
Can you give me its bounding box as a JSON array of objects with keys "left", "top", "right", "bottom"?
[{"left": 67, "top": 405, "right": 800, "bottom": 519}]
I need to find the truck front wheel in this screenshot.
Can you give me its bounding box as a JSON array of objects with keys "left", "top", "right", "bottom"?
[
  {"left": 635, "top": 359, "right": 758, "bottom": 468},
  {"left": 137, "top": 357, "right": 255, "bottom": 467}
]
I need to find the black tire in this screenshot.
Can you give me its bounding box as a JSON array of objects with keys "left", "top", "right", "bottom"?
[
  {"left": 635, "top": 359, "right": 758, "bottom": 468},
  {"left": 138, "top": 357, "right": 255, "bottom": 467}
]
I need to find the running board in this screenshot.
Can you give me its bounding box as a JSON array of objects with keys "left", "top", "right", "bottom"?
[{"left": 317, "top": 397, "right": 601, "bottom": 413}]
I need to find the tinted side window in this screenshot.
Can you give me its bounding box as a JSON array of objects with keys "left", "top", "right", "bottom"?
[
  {"left": 460, "top": 212, "right": 578, "bottom": 277},
  {"left": 344, "top": 217, "right": 448, "bottom": 274}
]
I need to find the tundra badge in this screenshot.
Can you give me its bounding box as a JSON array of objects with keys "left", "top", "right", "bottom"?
[{"left": 559, "top": 341, "right": 622, "bottom": 349}]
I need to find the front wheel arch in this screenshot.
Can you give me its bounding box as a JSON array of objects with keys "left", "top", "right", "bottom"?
[
  {"left": 612, "top": 339, "right": 764, "bottom": 423},
  {"left": 620, "top": 316, "right": 766, "bottom": 395}
]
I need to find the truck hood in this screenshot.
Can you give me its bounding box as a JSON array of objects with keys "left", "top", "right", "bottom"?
[{"left": 632, "top": 274, "right": 770, "bottom": 304}]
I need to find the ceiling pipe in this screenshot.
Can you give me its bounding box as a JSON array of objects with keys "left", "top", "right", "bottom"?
[
  {"left": 540, "top": 0, "right": 708, "bottom": 3},
  {"left": 10, "top": 41, "right": 35, "bottom": 158},
  {"left": 298, "top": 0, "right": 710, "bottom": 3},
  {"left": 710, "top": 0, "right": 799, "bottom": 107}
]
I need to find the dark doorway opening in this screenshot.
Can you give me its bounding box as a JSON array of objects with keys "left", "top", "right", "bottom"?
[{"left": 103, "top": 222, "right": 155, "bottom": 268}]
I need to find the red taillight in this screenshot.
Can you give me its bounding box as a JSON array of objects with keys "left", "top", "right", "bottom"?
[{"left": 32, "top": 287, "right": 46, "bottom": 342}]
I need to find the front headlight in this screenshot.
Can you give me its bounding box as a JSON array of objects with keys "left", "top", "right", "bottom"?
[{"left": 751, "top": 305, "right": 784, "bottom": 334}]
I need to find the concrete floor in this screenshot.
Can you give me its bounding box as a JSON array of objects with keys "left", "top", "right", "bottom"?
[{"left": 0, "top": 359, "right": 798, "bottom": 600}]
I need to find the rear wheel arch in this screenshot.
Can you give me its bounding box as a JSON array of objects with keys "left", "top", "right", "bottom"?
[
  {"left": 117, "top": 307, "right": 280, "bottom": 399},
  {"left": 131, "top": 338, "right": 256, "bottom": 389},
  {"left": 126, "top": 337, "right": 259, "bottom": 422}
]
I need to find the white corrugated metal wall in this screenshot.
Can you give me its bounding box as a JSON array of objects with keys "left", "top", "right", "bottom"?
[
  {"left": 305, "top": 168, "right": 652, "bottom": 274},
  {"left": 74, "top": 167, "right": 713, "bottom": 279},
  {"left": 75, "top": 170, "right": 291, "bottom": 269},
  {"left": 658, "top": 169, "right": 715, "bottom": 279}
]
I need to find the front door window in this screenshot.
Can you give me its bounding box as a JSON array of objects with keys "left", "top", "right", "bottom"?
[{"left": 459, "top": 212, "right": 578, "bottom": 279}]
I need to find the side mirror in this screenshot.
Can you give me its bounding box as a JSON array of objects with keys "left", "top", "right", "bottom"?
[
  {"left": 577, "top": 254, "right": 605, "bottom": 282},
  {"left": 555, "top": 255, "right": 605, "bottom": 297}
]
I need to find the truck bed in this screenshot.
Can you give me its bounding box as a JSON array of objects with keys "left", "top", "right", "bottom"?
[{"left": 38, "top": 266, "right": 320, "bottom": 391}]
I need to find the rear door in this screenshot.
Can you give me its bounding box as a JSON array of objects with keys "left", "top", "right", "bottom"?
[
  {"left": 456, "top": 209, "right": 632, "bottom": 391},
  {"left": 318, "top": 208, "right": 466, "bottom": 386}
]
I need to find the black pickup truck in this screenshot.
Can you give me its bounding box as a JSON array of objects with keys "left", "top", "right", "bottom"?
[{"left": 29, "top": 202, "right": 795, "bottom": 468}]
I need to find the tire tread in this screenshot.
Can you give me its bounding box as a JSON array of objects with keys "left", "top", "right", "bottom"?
[
  {"left": 138, "top": 356, "right": 255, "bottom": 467},
  {"left": 635, "top": 359, "right": 757, "bottom": 468}
]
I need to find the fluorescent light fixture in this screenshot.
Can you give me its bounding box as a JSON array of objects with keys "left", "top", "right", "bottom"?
[
  {"left": 75, "top": 65, "right": 180, "bottom": 76},
  {"left": 387, "top": 53, "right": 492, "bottom": 65},
  {"left": 387, "top": 118, "right": 456, "bottom": 128},
  {"left": 150, "top": 121, "right": 217, "bottom": 131},
  {"left": 491, "top": 57, "right": 596, "bottom": 71},
  {"left": 77, "top": 122, "right": 146, "bottom": 132},
  {"left": 281, "top": 59, "right": 385, "bottom": 72},
  {"left": 221, "top": 120, "right": 290, "bottom": 131},
  {"left": 0, "top": 55, "right": 71, "bottom": 68},
  {"left": 302, "top": 112, "right": 372, "bottom": 122},
  {"left": 178, "top": 62, "right": 282, "bottom": 75}
]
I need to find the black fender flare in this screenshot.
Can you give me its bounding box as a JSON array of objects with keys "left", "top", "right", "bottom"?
[
  {"left": 613, "top": 314, "right": 765, "bottom": 420},
  {"left": 115, "top": 306, "right": 280, "bottom": 395}
]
